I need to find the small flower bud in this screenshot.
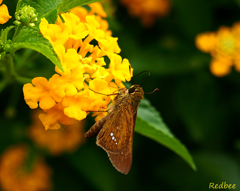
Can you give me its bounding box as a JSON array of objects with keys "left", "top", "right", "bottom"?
[
  {"left": 28, "top": 23, "right": 35, "bottom": 27},
  {"left": 13, "top": 20, "right": 21, "bottom": 26},
  {"left": 15, "top": 5, "right": 38, "bottom": 26}
]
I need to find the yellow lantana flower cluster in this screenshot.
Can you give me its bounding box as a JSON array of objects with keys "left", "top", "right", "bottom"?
[
  {"left": 120, "top": 0, "right": 171, "bottom": 27},
  {"left": 23, "top": 3, "right": 132, "bottom": 130},
  {"left": 29, "top": 110, "right": 86, "bottom": 156},
  {"left": 0, "top": 0, "right": 11, "bottom": 24},
  {"left": 196, "top": 22, "right": 240, "bottom": 77},
  {"left": 0, "top": 145, "right": 52, "bottom": 191}
]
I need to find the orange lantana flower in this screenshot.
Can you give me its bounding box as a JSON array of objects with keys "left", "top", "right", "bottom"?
[
  {"left": 0, "top": 145, "right": 52, "bottom": 191},
  {"left": 196, "top": 22, "right": 240, "bottom": 77},
  {"left": 120, "top": 0, "right": 171, "bottom": 26},
  {"left": 29, "top": 110, "right": 85, "bottom": 155}
]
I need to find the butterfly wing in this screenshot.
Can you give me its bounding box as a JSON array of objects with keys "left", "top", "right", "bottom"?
[
  {"left": 85, "top": 114, "right": 109, "bottom": 138},
  {"left": 96, "top": 106, "right": 134, "bottom": 174}
]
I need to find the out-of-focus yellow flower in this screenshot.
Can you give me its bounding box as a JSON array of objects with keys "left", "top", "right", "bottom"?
[
  {"left": 0, "top": 145, "right": 52, "bottom": 191},
  {"left": 39, "top": 103, "right": 75, "bottom": 130},
  {"left": 196, "top": 22, "right": 240, "bottom": 77},
  {"left": 23, "top": 3, "right": 133, "bottom": 130},
  {"left": 89, "top": 3, "right": 107, "bottom": 18},
  {"left": 29, "top": 110, "right": 85, "bottom": 155},
  {"left": 120, "top": 0, "right": 171, "bottom": 27},
  {"left": 195, "top": 32, "right": 216, "bottom": 53},
  {"left": 0, "top": 0, "right": 11, "bottom": 24}
]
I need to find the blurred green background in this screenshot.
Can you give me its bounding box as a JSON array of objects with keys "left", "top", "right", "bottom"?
[{"left": 1, "top": 0, "right": 240, "bottom": 190}]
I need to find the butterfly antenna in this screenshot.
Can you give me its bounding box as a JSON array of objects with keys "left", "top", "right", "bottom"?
[
  {"left": 131, "top": 71, "right": 151, "bottom": 87},
  {"left": 145, "top": 88, "right": 159, "bottom": 94},
  {"left": 139, "top": 71, "right": 150, "bottom": 86},
  {"left": 108, "top": 84, "right": 119, "bottom": 89},
  {"left": 89, "top": 88, "right": 118, "bottom": 96},
  {"left": 132, "top": 71, "right": 149, "bottom": 79}
]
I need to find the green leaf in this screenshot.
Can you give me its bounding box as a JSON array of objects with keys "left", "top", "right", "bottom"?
[
  {"left": 16, "top": 0, "right": 101, "bottom": 24},
  {"left": 16, "top": 0, "right": 62, "bottom": 23},
  {"left": 12, "top": 26, "right": 62, "bottom": 70},
  {"left": 16, "top": 0, "right": 62, "bottom": 18},
  {"left": 135, "top": 99, "right": 196, "bottom": 171},
  {"left": 59, "top": 0, "right": 101, "bottom": 13},
  {"left": 1, "top": 26, "right": 15, "bottom": 43}
]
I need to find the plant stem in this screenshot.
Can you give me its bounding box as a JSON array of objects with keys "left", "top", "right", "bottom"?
[
  {"left": 12, "top": 24, "right": 24, "bottom": 41},
  {"left": 15, "top": 75, "right": 32, "bottom": 84},
  {"left": 5, "top": 53, "right": 32, "bottom": 84}
]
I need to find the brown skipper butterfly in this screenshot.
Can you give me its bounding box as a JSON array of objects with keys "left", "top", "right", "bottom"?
[{"left": 85, "top": 71, "right": 158, "bottom": 174}]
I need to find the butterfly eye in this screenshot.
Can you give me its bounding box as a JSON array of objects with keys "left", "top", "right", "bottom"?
[{"left": 129, "top": 86, "right": 136, "bottom": 94}]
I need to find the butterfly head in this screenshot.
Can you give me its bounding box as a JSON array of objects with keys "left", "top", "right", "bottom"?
[{"left": 128, "top": 85, "right": 144, "bottom": 101}]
